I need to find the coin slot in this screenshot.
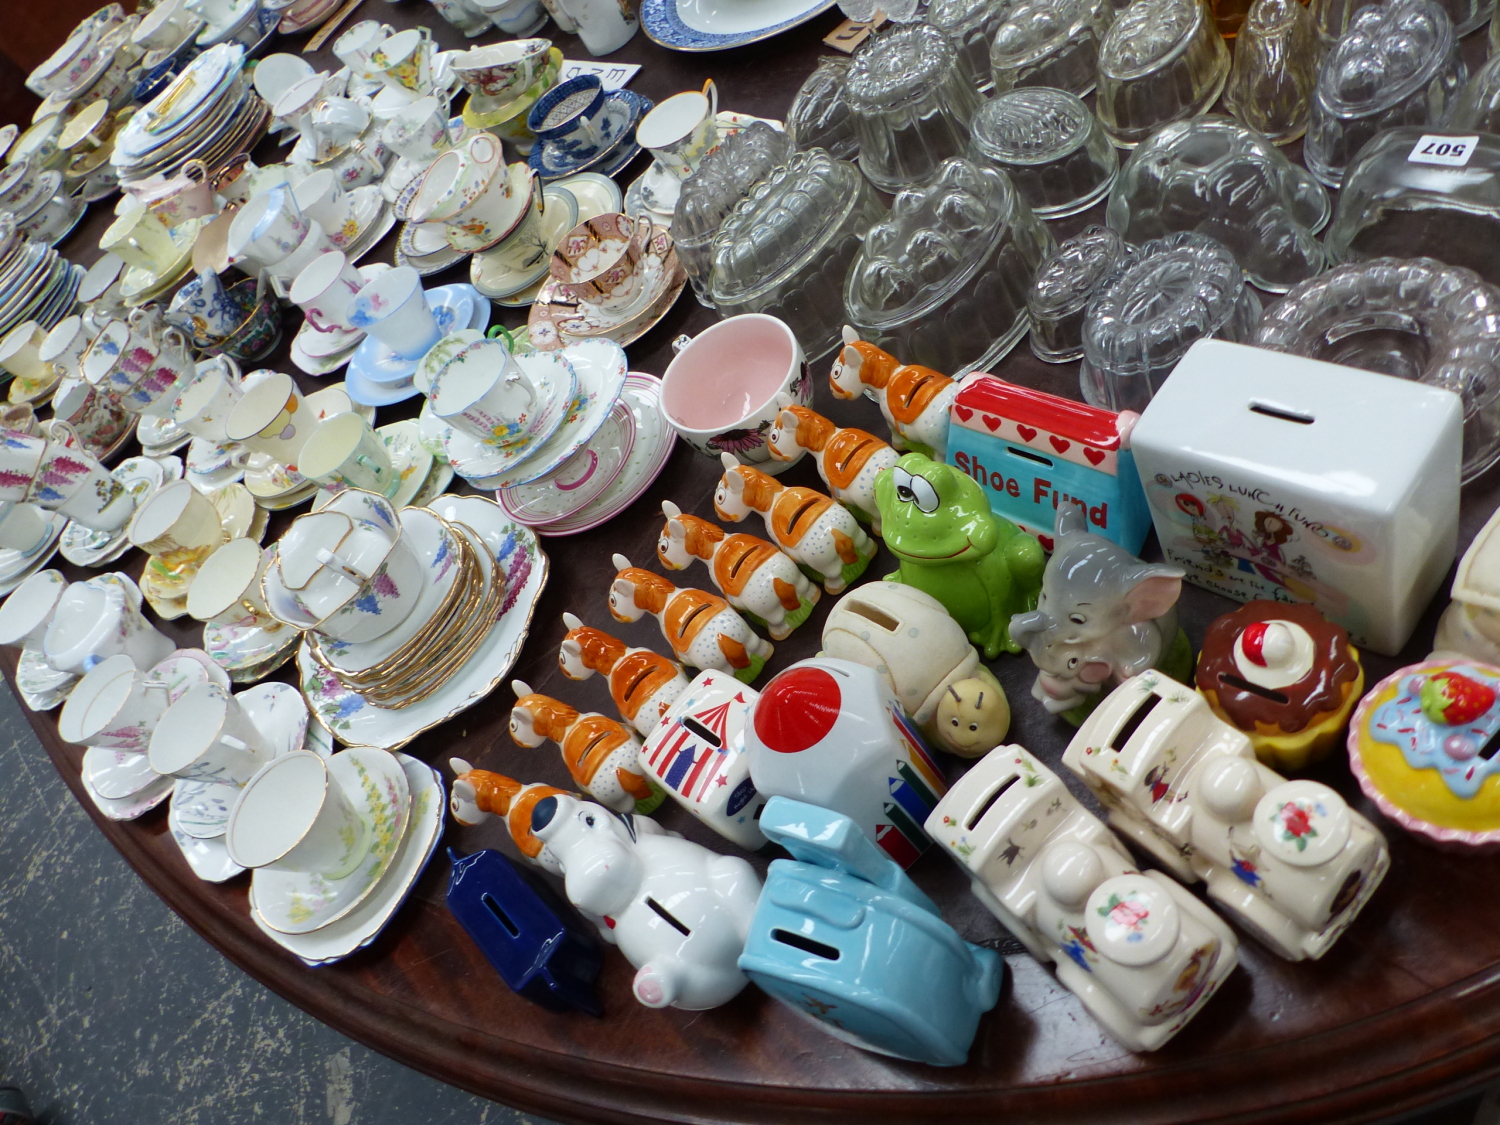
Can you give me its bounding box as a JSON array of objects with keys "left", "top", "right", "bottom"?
[
  {"left": 1112, "top": 692, "right": 1161, "bottom": 751},
  {"left": 1478, "top": 728, "right": 1500, "bottom": 761},
  {"left": 788, "top": 496, "right": 821, "bottom": 531},
  {"left": 681, "top": 716, "right": 721, "bottom": 747},
  {"left": 968, "top": 773, "right": 1019, "bottom": 829},
  {"left": 675, "top": 602, "right": 714, "bottom": 640},
  {"left": 1219, "top": 672, "right": 1291, "bottom": 705},
  {"left": 646, "top": 896, "right": 691, "bottom": 936},
  {"left": 1249, "top": 401, "right": 1315, "bottom": 425},
  {"left": 622, "top": 667, "right": 656, "bottom": 699},
  {"left": 1007, "top": 446, "right": 1053, "bottom": 466},
  {"left": 846, "top": 600, "right": 900, "bottom": 632},
  {"left": 835, "top": 437, "right": 880, "bottom": 475},
  {"left": 728, "top": 549, "right": 754, "bottom": 580},
  {"left": 772, "top": 929, "right": 841, "bottom": 960},
  {"left": 482, "top": 893, "right": 520, "bottom": 938}
]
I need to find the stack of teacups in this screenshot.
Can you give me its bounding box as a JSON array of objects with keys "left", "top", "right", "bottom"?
[
  {"left": 79, "top": 306, "right": 200, "bottom": 419},
  {"left": 0, "top": 569, "right": 77, "bottom": 709},
  {"left": 5, "top": 420, "right": 137, "bottom": 533},
  {"left": 187, "top": 536, "right": 300, "bottom": 679}
]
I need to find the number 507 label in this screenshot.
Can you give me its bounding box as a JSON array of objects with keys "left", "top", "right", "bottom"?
[{"left": 1408, "top": 134, "right": 1480, "bottom": 167}]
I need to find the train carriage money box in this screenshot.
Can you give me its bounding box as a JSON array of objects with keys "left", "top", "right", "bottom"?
[
  {"left": 1129, "top": 339, "right": 1461, "bottom": 655},
  {"left": 739, "top": 796, "right": 1003, "bottom": 1066},
  {"left": 947, "top": 374, "right": 1151, "bottom": 553}
]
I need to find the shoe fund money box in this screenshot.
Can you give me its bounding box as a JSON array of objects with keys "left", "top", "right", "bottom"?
[{"left": 1130, "top": 340, "right": 1461, "bottom": 654}]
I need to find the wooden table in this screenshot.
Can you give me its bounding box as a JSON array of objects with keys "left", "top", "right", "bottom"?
[{"left": 17, "top": 5, "right": 1500, "bottom": 1123}]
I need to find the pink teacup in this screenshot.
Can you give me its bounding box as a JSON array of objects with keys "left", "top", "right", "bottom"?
[{"left": 550, "top": 211, "right": 659, "bottom": 312}]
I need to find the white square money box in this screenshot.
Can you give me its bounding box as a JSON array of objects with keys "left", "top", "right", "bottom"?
[{"left": 1130, "top": 340, "right": 1461, "bottom": 655}]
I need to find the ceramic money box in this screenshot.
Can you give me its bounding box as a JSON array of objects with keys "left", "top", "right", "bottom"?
[
  {"left": 446, "top": 761, "right": 570, "bottom": 873},
  {"left": 947, "top": 374, "right": 1151, "bottom": 554},
  {"left": 1065, "top": 672, "right": 1390, "bottom": 960},
  {"left": 874, "top": 452, "right": 1046, "bottom": 659},
  {"left": 1433, "top": 506, "right": 1500, "bottom": 667},
  {"left": 608, "top": 554, "right": 774, "bottom": 683},
  {"left": 713, "top": 454, "right": 877, "bottom": 595},
  {"left": 745, "top": 657, "right": 948, "bottom": 869},
  {"left": 1196, "top": 600, "right": 1365, "bottom": 771},
  {"left": 656, "top": 501, "right": 820, "bottom": 641},
  {"left": 445, "top": 847, "right": 603, "bottom": 1015},
  {"left": 529, "top": 791, "right": 762, "bottom": 1010},
  {"left": 1011, "top": 504, "right": 1190, "bottom": 722},
  {"left": 819, "top": 582, "right": 1009, "bottom": 757},
  {"left": 638, "top": 668, "right": 767, "bottom": 850},
  {"left": 1349, "top": 659, "right": 1500, "bottom": 850},
  {"left": 829, "top": 328, "right": 959, "bottom": 460},
  {"left": 1129, "top": 339, "right": 1462, "bottom": 655},
  {"left": 925, "top": 746, "right": 1239, "bottom": 1052},
  {"left": 766, "top": 405, "right": 899, "bottom": 532},
  {"left": 739, "top": 796, "right": 1003, "bottom": 1067},
  {"left": 508, "top": 679, "right": 663, "bottom": 815},
  {"left": 557, "top": 612, "right": 689, "bottom": 738}
]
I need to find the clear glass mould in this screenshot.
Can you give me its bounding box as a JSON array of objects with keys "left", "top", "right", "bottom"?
[
  {"left": 1303, "top": 0, "right": 1467, "bottom": 189},
  {"left": 1451, "top": 53, "right": 1500, "bottom": 135},
  {"left": 844, "top": 157, "right": 1055, "bottom": 375},
  {"left": 1254, "top": 257, "right": 1500, "bottom": 483},
  {"left": 844, "top": 22, "right": 982, "bottom": 192},
  {"left": 1223, "top": 0, "right": 1320, "bottom": 144},
  {"left": 1095, "top": 0, "right": 1231, "bottom": 148},
  {"left": 988, "top": 0, "right": 1114, "bottom": 97},
  {"left": 968, "top": 87, "right": 1118, "bottom": 218},
  {"left": 1105, "top": 115, "right": 1329, "bottom": 293},
  {"left": 929, "top": 0, "right": 1009, "bottom": 92},
  {"left": 672, "top": 122, "right": 793, "bottom": 308},
  {"left": 786, "top": 57, "right": 858, "bottom": 161},
  {"left": 1028, "top": 224, "right": 1140, "bottom": 363},
  {"left": 710, "top": 147, "right": 887, "bottom": 362},
  {"left": 1324, "top": 128, "right": 1500, "bottom": 287},
  {"left": 1080, "top": 230, "right": 1261, "bottom": 411}
]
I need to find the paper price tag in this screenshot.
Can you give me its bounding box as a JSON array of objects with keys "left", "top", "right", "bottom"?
[
  {"left": 1407, "top": 134, "right": 1480, "bottom": 167},
  {"left": 557, "top": 60, "right": 641, "bottom": 91}
]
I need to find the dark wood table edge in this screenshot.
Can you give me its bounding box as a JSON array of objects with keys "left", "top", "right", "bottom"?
[{"left": 19, "top": 644, "right": 1500, "bottom": 1125}]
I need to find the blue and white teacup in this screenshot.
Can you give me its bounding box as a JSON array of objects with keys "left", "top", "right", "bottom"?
[{"left": 528, "top": 75, "right": 610, "bottom": 161}]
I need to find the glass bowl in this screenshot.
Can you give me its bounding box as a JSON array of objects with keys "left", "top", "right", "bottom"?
[
  {"left": 1254, "top": 257, "right": 1500, "bottom": 482},
  {"left": 988, "top": 0, "right": 1114, "bottom": 96},
  {"left": 1095, "top": 0, "right": 1230, "bottom": 147},
  {"left": 844, "top": 156, "right": 1054, "bottom": 375},
  {"left": 969, "top": 86, "right": 1117, "bottom": 218},
  {"left": 1080, "top": 230, "right": 1261, "bottom": 410},
  {"left": 786, "top": 56, "right": 858, "bottom": 161},
  {"left": 929, "top": 0, "right": 1009, "bottom": 91},
  {"left": 1223, "top": 0, "right": 1320, "bottom": 144},
  {"left": 1105, "top": 115, "right": 1330, "bottom": 292},
  {"left": 710, "top": 147, "right": 886, "bottom": 362},
  {"left": 1028, "top": 224, "right": 1139, "bottom": 363}
]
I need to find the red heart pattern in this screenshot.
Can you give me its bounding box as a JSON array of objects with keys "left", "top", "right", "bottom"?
[
  {"left": 982, "top": 415, "right": 1001, "bottom": 432},
  {"left": 954, "top": 405, "right": 973, "bottom": 421},
  {"left": 1050, "top": 436, "right": 1071, "bottom": 453},
  {"left": 1016, "top": 425, "right": 1037, "bottom": 441},
  {"left": 1084, "top": 447, "right": 1105, "bottom": 465}
]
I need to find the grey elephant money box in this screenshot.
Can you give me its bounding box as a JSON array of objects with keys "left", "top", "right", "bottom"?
[{"left": 1010, "top": 504, "right": 1190, "bottom": 721}]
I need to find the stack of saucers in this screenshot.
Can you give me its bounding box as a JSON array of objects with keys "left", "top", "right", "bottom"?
[
  {"left": 0, "top": 217, "right": 85, "bottom": 349},
  {"left": 111, "top": 43, "right": 270, "bottom": 192}
]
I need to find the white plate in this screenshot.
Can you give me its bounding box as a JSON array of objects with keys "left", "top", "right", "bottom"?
[
  {"left": 498, "top": 399, "right": 635, "bottom": 526},
  {"left": 300, "top": 496, "right": 548, "bottom": 749},
  {"left": 85, "top": 770, "right": 174, "bottom": 820},
  {"left": 251, "top": 747, "right": 411, "bottom": 934},
  {"left": 250, "top": 754, "right": 444, "bottom": 963}
]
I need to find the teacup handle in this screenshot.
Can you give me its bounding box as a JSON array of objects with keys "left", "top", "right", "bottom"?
[
  {"left": 316, "top": 547, "right": 371, "bottom": 586},
  {"left": 354, "top": 454, "right": 385, "bottom": 478},
  {"left": 487, "top": 324, "right": 520, "bottom": 350},
  {"left": 671, "top": 333, "right": 693, "bottom": 355},
  {"left": 702, "top": 79, "right": 718, "bottom": 121}
]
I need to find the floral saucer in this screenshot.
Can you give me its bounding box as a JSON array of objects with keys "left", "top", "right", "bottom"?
[
  {"left": 185, "top": 437, "right": 248, "bottom": 492},
  {"left": 428, "top": 344, "right": 577, "bottom": 463},
  {"left": 300, "top": 496, "right": 548, "bottom": 749},
  {"left": 0, "top": 509, "right": 65, "bottom": 597},
  {"left": 539, "top": 373, "right": 675, "bottom": 536},
  {"left": 17, "top": 647, "right": 74, "bottom": 711},
  {"left": 86, "top": 772, "right": 174, "bottom": 821},
  {"left": 251, "top": 746, "right": 411, "bottom": 934},
  {"left": 172, "top": 681, "right": 311, "bottom": 839},
  {"left": 471, "top": 182, "right": 579, "bottom": 302},
  {"left": 84, "top": 746, "right": 163, "bottom": 800},
  {"left": 443, "top": 338, "right": 628, "bottom": 490},
  {"left": 61, "top": 455, "right": 183, "bottom": 568},
  {"left": 169, "top": 807, "right": 244, "bottom": 882},
  {"left": 119, "top": 217, "right": 203, "bottom": 307},
  {"left": 410, "top": 455, "right": 455, "bottom": 506},
  {"left": 333, "top": 186, "right": 394, "bottom": 264},
  {"left": 291, "top": 330, "right": 362, "bottom": 377},
  {"left": 140, "top": 482, "right": 265, "bottom": 619},
  {"left": 498, "top": 398, "right": 635, "bottom": 527},
  {"left": 345, "top": 284, "right": 491, "bottom": 407},
  {"left": 137, "top": 411, "right": 193, "bottom": 457},
  {"left": 204, "top": 610, "right": 301, "bottom": 682},
  {"left": 312, "top": 420, "right": 435, "bottom": 511},
  {"left": 529, "top": 234, "right": 686, "bottom": 353},
  {"left": 527, "top": 91, "right": 653, "bottom": 182},
  {"left": 396, "top": 219, "right": 469, "bottom": 278},
  {"left": 251, "top": 754, "right": 444, "bottom": 963},
  {"left": 625, "top": 160, "right": 684, "bottom": 220}
]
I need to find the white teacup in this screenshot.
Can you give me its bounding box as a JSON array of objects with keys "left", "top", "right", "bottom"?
[
  {"left": 226, "top": 750, "right": 371, "bottom": 878},
  {"left": 57, "top": 652, "right": 174, "bottom": 752},
  {"left": 0, "top": 321, "right": 50, "bottom": 383},
  {"left": 381, "top": 95, "right": 448, "bottom": 164},
  {"left": 370, "top": 27, "right": 434, "bottom": 94},
  {"left": 39, "top": 316, "right": 95, "bottom": 382},
  {"left": 44, "top": 572, "right": 174, "bottom": 675},
  {"left": 0, "top": 427, "right": 46, "bottom": 501},
  {"left": 291, "top": 170, "right": 357, "bottom": 250},
  {"left": 0, "top": 502, "right": 53, "bottom": 554},
  {"left": 227, "top": 185, "right": 311, "bottom": 272},
  {"left": 224, "top": 372, "right": 316, "bottom": 479},
  {"left": 127, "top": 477, "right": 225, "bottom": 566},
  {"left": 300, "top": 412, "right": 396, "bottom": 496},
  {"left": 333, "top": 19, "right": 394, "bottom": 82},
  {"left": 430, "top": 335, "right": 536, "bottom": 446},
  {"left": 99, "top": 205, "right": 181, "bottom": 275},
  {"left": 309, "top": 95, "right": 373, "bottom": 162},
  {"left": 170, "top": 356, "right": 243, "bottom": 444},
  {"left": 149, "top": 682, "right": 274, "bottom": 784},
  {"left": 635, "top": 79, "right": 719, "bottom": 181},
  {"left": 187, "top": 537, "right": 281, "bottom": 631},
  {"left": 347, "top": 266, "right": 439, "bottom": 361},
  {"left": 0, "top": 568, "right": 67, "bottom": 649},
  {"left": 268, "top": 219, "right": 336, "bottom": 288},
  {"left": 290, "top": 251, "right": 365, "bottom": 335}
]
